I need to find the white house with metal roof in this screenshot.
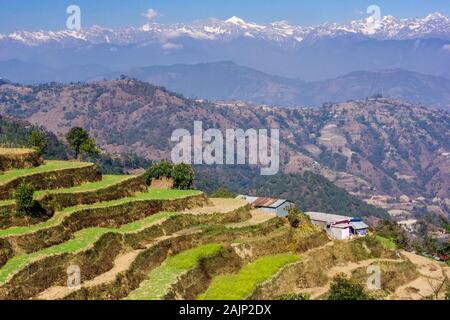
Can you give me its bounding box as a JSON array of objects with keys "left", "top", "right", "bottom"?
[
  {"left": 237, "top": 195, "right": 294, "bottom": 217},
  {"left": 305, "top": 211, "right": 369, "bottom": 240}
]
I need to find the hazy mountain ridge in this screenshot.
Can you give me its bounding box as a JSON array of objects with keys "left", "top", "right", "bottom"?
[{"left": 92, "top": 61, "right": 450, "bottom": 110}]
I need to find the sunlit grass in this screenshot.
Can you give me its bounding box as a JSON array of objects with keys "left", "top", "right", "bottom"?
[
  {"left": 0, "top": 189, "right": 201, "bottom": 237},
  {"left": 198, "top": 254, "right": 300, "bottom": 300},
  {"left": 0, "top": 175, "right": 134, "bottom": 207},
  {"left": 0, "top": 161, "right": 92, "bottom": 185},
  {"left": 125, "top": 243, "right": 223, "bottom": 300},
  {"left": 0, "top": 211, "right": 178, "bottom": 285},
  {"left": 376, "top": 235, "right": 397, "bottom": 250}
]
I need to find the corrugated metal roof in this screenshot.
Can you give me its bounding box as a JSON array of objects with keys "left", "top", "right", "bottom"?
[
  {"left": 238, "top": 195, "right": 292, "bottom": 209},
  {"left": 350, "top": 221, "right": 369, "bottom": 230},
  {"left": 306, "top": 212, "right": 352, "bottom": 223}
]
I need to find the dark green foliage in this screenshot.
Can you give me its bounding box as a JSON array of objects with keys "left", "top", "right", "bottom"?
[
  {"left": 195, "top": 166, "right": 388, "bottom": 219},
  {"left": 172, "top": 163, "right": 195, "bottom": 190},
  {"left": 66, "top": 127, "right": 99, "bottom": 159},
  {"left": 211, "top": 188, "right": 237, "bottom": 198},
  {"left": 255, "top": 171, "right": 389, "bottom": 219},
  {"left": 144, "top": 161, "right": 174, "bottom": 185},
  {"left": 83, "top": 153, "right": 151, "bottom": 175},
  {"left": 441, "top": 218, "right": 450, "bottom": 233},
  {"left": 14, "top": 183, "right": 45, "bottom": 217},
  {"left": 327, "top": 274, "right": 369, "bottom": 300},
  {"left": 376, "top": 220, "right": 409, "bottom": 249},
  {"left": 144, "top": 162, "right": 194, "bottom": 190},
  {"left": 278, "top": 293, "right": 311, "bottom": 300},
  {"left": 319, "top": 149, "right": 348, "bottom": 171},
  {"left": 14, "top": 183, "right": 34, "bottom": 216},
  {"left": 287, "top": 207, "right": 302, "bottom": 228},
  {"left": 28, "top": 129, "right": 47, "bottom": 155},
  {"left": 0, "top": 116, "right": 67, "bottom": 160}
]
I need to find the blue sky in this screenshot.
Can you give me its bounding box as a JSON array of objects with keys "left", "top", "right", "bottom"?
[{"left": 0, "top": 0, "right": 449, "bottom": 33}]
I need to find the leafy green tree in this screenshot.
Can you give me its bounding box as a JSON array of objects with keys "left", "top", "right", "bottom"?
[
  {"left": 143, "top": 161, "right": 174, "bottom": 185},
  {"left": 211, "top": 188, "right": 237, "bottom": 198},
  {"left": 28, "top": 129, "right": 48, "bottom": 155},
  {"left": 327, "top": 274, "right": 369, "bottom": 300},
  {"left": 14, "top": 183, "right": 35, "bottom": 216},
  {"left": 172, "top": 163, "right": 195, "bottom": 190},
  {"left": 66, "top": 127, "right": 99, "bottom": 160}
]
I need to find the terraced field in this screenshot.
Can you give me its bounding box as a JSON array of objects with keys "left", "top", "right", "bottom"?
[
  {"left": 0, "top": 161, "right": 92, "bottom": 185},
  {"left": 198, "top": 254, "right": 300, "bottom": 300},
  {"left": 0, "top": 189, "right": 200, "bottom": 237},
  {"left": 125, "top": 244, "right": 224, "bottom": 300},
  {"left": 0, "top": 148, "right": 42, "bottom": 171},
  {"left": 0, "top": 160, "right": 102, "bottom": 200},
  {"left": 0, "top": 175, "right": 137, "bottom": 208},
  {"left": 0, "top": 211, "right": 178, "bottom": 285},
  {"left": 0, "top": 153, "right": 421, "bottom": 301}
]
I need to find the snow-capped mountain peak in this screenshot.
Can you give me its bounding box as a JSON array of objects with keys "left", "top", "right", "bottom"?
[
  {"left": 225, "top": 16, "right": 247, "bottom": 25},
  {"left": 1, "top": 12, "right": 449, "bottom": 47}
]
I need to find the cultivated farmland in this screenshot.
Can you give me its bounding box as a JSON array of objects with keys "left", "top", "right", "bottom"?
[{"left": 0, "top": 149, "right": 447, "bottom": 300}]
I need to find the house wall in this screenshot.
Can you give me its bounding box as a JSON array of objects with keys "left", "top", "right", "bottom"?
[
  {"left": 259, "top": 207, "right": 278, "bottom": 215},
  {"left": 275, "top": 202, "right": 292, "bottom": 217},
  {"left": 328, "top": 227, "right": 350, "bottom": 240},
  {"left": 257, "top": 202, "right": 293, "bottom": 217}
]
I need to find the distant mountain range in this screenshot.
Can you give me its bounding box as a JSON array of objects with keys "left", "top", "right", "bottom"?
[
  {"left": 2, "top": 59, "right": 450, "bottom": 110},
  {"left": 0, "top": 13, "right": 449, "bottom": 80},
  {"left": 91, "top": 61, "right": 450, "bottom": 110}
]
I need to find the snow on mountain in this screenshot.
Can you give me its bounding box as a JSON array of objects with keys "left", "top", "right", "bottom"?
[{"left": 1, "top": 13, "right": 449, "bottom": 47}]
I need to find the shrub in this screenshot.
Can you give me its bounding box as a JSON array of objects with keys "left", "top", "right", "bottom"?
[
  {"left": 172, "top": 163, "right": 195, "bottom": 190},
  {"left": 211, "top": 188, "right": 237, "bottom": 198},
  {"left": 327, "top": 274, "right": 369, "bottom": 300},
  {"left": 278, "top": 293, "right": 311, "bottom": 300},
  {"left": 14, "top": 183, "right": 35, "bottom": 216},
  {"left": 143, "top": 161, "right": 174, "bottom": 185},
  {"left": 14, "top": 183, "right": 45, "bottom": 217},
  {"left": 287, "top": 207, "right": 309, "bottom": 229},
  {"left": 144, "top": 162, "right": 195, "bottom": 190}
]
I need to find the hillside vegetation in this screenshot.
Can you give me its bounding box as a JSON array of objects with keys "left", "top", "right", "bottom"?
[{"left": 0, "top": 79, "right": 448, "bottom": 205}]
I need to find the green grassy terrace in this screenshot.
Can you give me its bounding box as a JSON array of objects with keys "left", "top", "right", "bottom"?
[
  {"left": 198, "top": 254, "right": 300, "bottom": 300},
  {"left": 0, "top": 175, "right": 136, "bottom": 207},
  {"left": 0, "top": 189, "right": 201, "bottom": 237},
  {"left": 124, "top": 243, "right": 223, "bottom": 300},
  {"left": 0, "top": 211, "right": 179, "bottom": 285},
  {"left": 376, "top": 235, "right": 397, "bottom": 250},
  {"left": 0, "top": 161, "right": 93, "bottom": 185}
]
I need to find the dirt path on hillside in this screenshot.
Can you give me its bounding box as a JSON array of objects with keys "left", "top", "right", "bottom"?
[
  {"left": 35, "top": 228, "right": 201, "bottom": 300},
  {"left": 296, "top": 257, "right": 404, "bottom": 299},
  {"left": 182, "top": 198, "right": 247, "bottom": 215},
  {"left": 225, "top": 210, "right": 276, "bottom": 228},
  {"left": 295, "top": 249, "right": 448, "bottom": 300},
  {"left": 388, "top": 251, "right": 448, "bottom": 300}
]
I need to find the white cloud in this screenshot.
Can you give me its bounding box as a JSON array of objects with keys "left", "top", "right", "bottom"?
[
  {"left": 162, "top": 42, "right": 183, "bottom": 50},
  {"left": 142, "top": 8, "right": 158, "bottom": 21},
  {"left": 442, "top": 44, "right": 450, "bottom": 52}
]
